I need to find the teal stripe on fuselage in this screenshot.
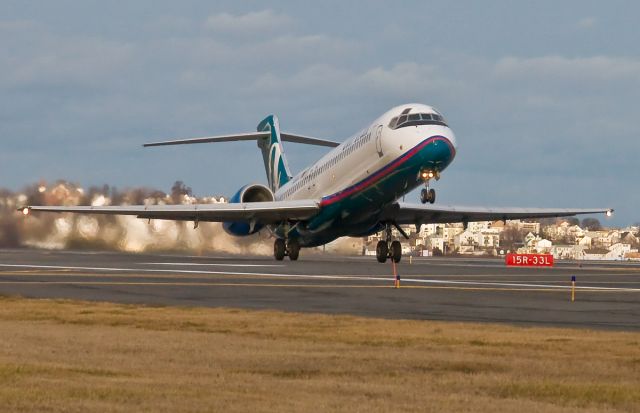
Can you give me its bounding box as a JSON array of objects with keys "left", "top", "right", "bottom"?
[{"left": 273, "top": 135, "right": 455, "bottom": 247}]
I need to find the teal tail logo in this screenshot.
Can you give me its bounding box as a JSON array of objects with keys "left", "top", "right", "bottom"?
[{"left": 257, "top": 115, "right": 292, "bottom": 192}]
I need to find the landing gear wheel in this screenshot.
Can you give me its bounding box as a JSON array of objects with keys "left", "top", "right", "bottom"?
[
  {"left": 390, "top": 240, "right": 402, "bottom": 263},
  {"left": 274, "top": 239, "right": 286, "bottom": 261},
  {"left": 288, "top": 239, "right": 300, "bottom": 261},
  {"left": 428, "top": 188, "right": 436, "bottom": 204},
  {"left": 420, "top": 188, "right": 429, "bottom": 204},
  {"left": 376, "top": 240, "right": 388, "bottom": 263},
  {"left": 420, "top": 188, "right": 436, "bottom": 204}
]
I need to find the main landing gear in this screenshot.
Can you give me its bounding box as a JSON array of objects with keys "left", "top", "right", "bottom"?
[
  {"left": 375, "top": 224, "right": 402, "bottom": 264},
  {"left": 274, "top": 238, "right": 300, "bottom": 261}
]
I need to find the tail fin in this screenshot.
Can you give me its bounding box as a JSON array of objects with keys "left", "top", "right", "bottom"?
[{"left": 256, "top": 115, "right": 292, "bottom": 192}]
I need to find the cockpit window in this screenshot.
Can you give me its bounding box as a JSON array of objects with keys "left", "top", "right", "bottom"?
[{"left": 388, "top": 111, "right": 448, "bottom": 129}]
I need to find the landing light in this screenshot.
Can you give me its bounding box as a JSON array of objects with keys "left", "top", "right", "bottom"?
[
  {"left": 606, "top": 209, "right": 613, "bottom": 217},
  {"left": 22, "top": 207, "right": 30, "bottom": 216},
  {"left": 421, "top": 171, "right": 435, "bottom": 180}
]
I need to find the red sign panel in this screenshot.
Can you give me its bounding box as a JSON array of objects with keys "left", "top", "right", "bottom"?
[{"left": 505, "top": 253, "right": 554, "bottom": 267}]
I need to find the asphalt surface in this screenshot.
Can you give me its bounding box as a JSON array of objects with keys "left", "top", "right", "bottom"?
[{"left": 0, "top": 248, "right": 638, "bottom": 330}]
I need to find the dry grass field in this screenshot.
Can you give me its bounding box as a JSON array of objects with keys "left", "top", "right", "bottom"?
[{"left": 0, "top": 296, "right": 638, "bottom": 412}]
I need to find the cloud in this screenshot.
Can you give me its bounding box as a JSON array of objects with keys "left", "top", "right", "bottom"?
[
  {"left": 247, "top": 62, "right": 453, "bottom": 99},
  {"left": 172, "top": 34, "right": 358, "bottom": 92},
  {"left": 577, "top": 17, "right": 597, "bottom": 29},
  {"left": 0, "top": 26, "right": 134, "bottom": 88},
  {"left": 493, "top": 55, "right": 640, "bottom": 83},
  {"left": 0, "top": 19, "right": 39, "bottom": 31},
  {"left": 204, "top": 10, "right": 293, "bottom": 34}
]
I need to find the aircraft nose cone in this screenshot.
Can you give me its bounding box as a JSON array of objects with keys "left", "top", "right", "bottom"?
[{"left": 420, "top": 135, "right": 456, "bottom": 170}]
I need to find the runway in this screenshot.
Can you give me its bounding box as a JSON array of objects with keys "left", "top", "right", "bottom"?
[{"left": 0, "top": 248, "right": 639, "bottom": 330}]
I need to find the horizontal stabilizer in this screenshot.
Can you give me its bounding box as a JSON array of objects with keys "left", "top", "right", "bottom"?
[
  {"left": 144, "top": 132, "right": 340, "bottom": 148},
  {"left": 280, "top": 133, "right": 340, "bottom": 147}
]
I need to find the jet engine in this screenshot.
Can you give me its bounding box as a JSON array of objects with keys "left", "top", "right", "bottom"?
[{"left": 222, "top": 184, "right": 274, "bottom": 236}]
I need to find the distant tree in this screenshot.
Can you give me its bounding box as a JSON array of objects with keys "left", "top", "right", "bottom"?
[
  {"left": 554, "top": 235, "right": 576, "bottom": 245},
  {"left": 432, "top": 247, "right": 443, "bottom": 256},
  {"left": 0, "top": 217, "right": 21, "bottom": 247},
  {"left": 537, "top": 218, "right": 556, "bottom": 226},
  {"left": 541, "top": 225, "right": 555, "bottom": 240},
  {"left": 110, "top": 186, "right": 123, "bottom": 205},
  {"left": 565, "top": 217, "right": 580, "bottom": 226},
  {"left": 128, "top": 188, "right": 149, "bottom": 205},
  {"left": 23, "top": 183, "right": 45, "bottom": 206},
  {"left": 171, "top": 181, "right": 192, "bottom": 204},
  {"left": 581, "top": 218, "right": 602, "bottom": 231},
  {"left": 500, "top": 226, "right": 527, "bottom": 251}
]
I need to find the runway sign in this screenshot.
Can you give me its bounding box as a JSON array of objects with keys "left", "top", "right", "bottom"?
[{"left": 505, "top": 253, "right": 554, "bottom": 267}]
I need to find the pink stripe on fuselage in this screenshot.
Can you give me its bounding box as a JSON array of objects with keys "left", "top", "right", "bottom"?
[{"left": 320, "top": 136, "right": 454, "bottom": 206}]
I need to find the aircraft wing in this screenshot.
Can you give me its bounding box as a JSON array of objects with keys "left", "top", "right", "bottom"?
[
  {"left": 383, "top": 202, "right": 613, "bottom": 226},
  {"left": 20, "top": 200, "right": 320, "bottom": 224}
]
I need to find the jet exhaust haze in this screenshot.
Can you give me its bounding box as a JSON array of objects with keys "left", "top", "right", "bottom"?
[{"left": 2, "top": 180, "right": 360, "bottom": 255}]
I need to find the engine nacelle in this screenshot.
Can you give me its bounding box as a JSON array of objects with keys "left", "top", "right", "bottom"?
[{"left": 222, "top": 184, "right": 274, "bottom": 236}]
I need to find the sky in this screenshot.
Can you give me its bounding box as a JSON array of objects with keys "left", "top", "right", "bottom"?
[{"left": 1, "top": 0, "right": 638, "bottom": 226}]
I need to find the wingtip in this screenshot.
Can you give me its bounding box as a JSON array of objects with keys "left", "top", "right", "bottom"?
[{"left": 17, "top": 206, "right": 31, "bottom": 216}]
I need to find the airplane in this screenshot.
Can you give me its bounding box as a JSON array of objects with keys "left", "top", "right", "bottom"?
[{"left": 20, "top": 103, "right": 613, "bottom": 262}]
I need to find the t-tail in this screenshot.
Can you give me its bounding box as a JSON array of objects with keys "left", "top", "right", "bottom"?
[{"left": 256, "top": 115, "right": 292, "bottom": 192}]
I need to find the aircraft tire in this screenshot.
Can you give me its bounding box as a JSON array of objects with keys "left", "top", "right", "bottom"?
[
  {"left": 420, "top": 188, "right": 429, "bottom": 204},
  {"left": 274, "top": 239, "right": 286, "bottom": 261},
  {"left": 428, "top": 189, "right": 436, "bottom": 204},
  {"left": 288, "top": 239, "right": 300, "bottom": 261},
  {"left": 391, "top": 240, "right": 402, "bottom": 263},
  {"left": 376, "top": 241, "right": 388, "bottom": 263}
]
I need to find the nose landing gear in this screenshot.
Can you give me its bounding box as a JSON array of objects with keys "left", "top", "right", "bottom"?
[
  {"left": 419, "top": 169, "right": 438, "bottom": 204},
  {"left": 420, "top": 188, "right": 436, "bottom": 204}
]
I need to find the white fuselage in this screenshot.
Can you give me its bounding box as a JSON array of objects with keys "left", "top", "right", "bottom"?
[{"left": 275, "top": 103, "right": 457, "bottom": 203}]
